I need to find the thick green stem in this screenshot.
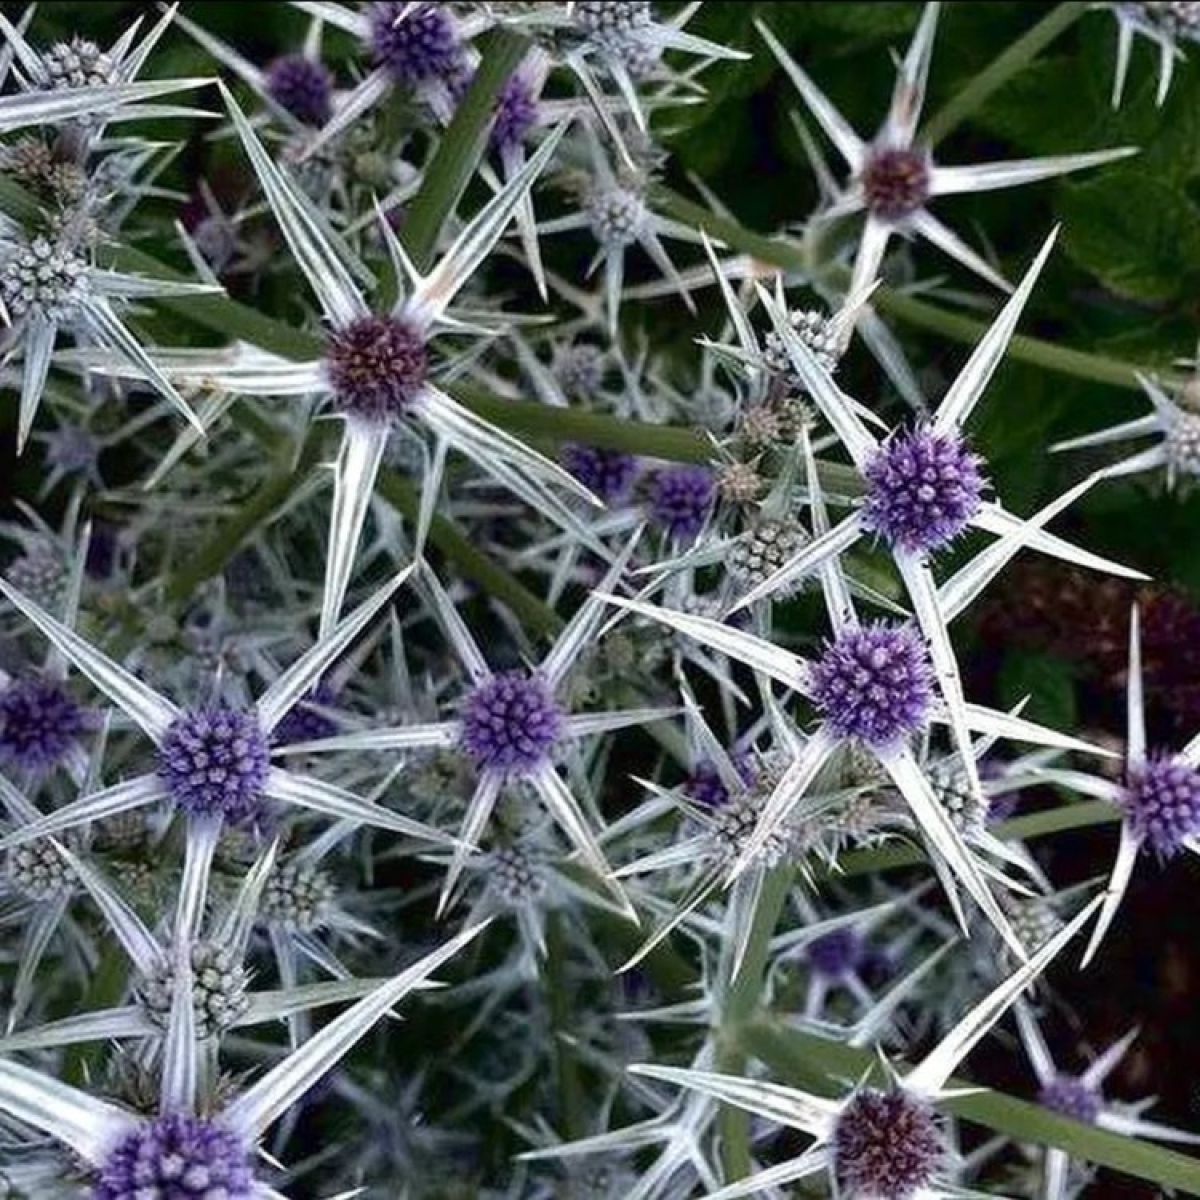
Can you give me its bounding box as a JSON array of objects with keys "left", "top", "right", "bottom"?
[
  {"left": 921, "top": 3, "right": 1088, "bottom": 146},
  {"left": 716, "top": 867, "right": 794, "bottom": 1182}
]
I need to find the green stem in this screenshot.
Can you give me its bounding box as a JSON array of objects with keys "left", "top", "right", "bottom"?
[
  {"left": 653, "top": 187, "right": 1188, "bottom": 393},
  {"left": 743, "top": 1020, "right": 1200, "bottom": 1194},
  {"left": 921, "top": 3, "right": 1087, "bottom": 145},
  {"left": 716, "top": 867, "right": 794, "bottom": 1182},
  {"left": 834, "top": 799, "right": 1121, "bottom": 879},
  {"left": 545, "top": 912, "right": 586, "bottom": 1139},
  {"left": 400, "top": 29, "right": 528, "bottom": 271}
]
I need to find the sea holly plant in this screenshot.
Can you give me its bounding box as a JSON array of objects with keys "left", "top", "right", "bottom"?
[{"left": 0, "top": 4, "right": 1199, "bottom": 1198}]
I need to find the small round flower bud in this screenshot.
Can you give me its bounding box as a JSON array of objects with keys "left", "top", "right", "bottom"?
[
  {"left": 325, "top": 314, "right": 429, "bottom": 425},
  {"left": 460, "top": 671, "right": 564, "bottom": 775},
  {"left": 761, "top": 308, "right": 841, "bottom": 389},
  {"left": 1165, "top": 410, "right": 1200, "bottom": 480},
  {"left": 157, "top": 705, "right": 270, "bottom": 823},
  {"left": 728, "top": 519, "right": 809, "bottom": 594},
  {"left": 261, "top": 861, "right": 335, "bottom": 933},
  {"left": 575, "top": 1, "right": 654, "bottom": 40},
  {"left": 833, "top": 1088, "right": 945, "bottom": 1199},
  {"left": 862, "top": 429, "right": 986, "bottom": 554},
  {"left": 92, "top": 1112, "right": 255, "bottom": 1199},
  {"left": 0, "top": 238, "right": 89, "bottom": 322},
  {"left": 0, "top": 676, "right": 89, "bottom": 772},
  {"left": 810, "top": 623, "right": 934, "bottom": 748},
  {"left": 806, "top": 927, "right": 864, "bottom": 980},
  {"left": 1006, "top": 896, "right": 1064, "bottom": 954},
  {"left": 1039, "top": 1074, "right": 1102, "bottom": 1124},
  {"left": 860, "top": 146, "right": 932, "bottom": 220},
  {"left": 712, "top": 793, "right": 799, "bottom": 869},
  {"left": 41, "top": 38, "right": 116, "bottom": 90},
  {"left": 555, "top": 343, "right": 606, "bottom": 397},
  {"left": 1122, "top": 755, "right": 1200, "bottom": 858},
  {"left": 266, "top": 54, "right": 334, "bottom": 126},
  {"left": 561, "top": 443, "right": 638, "bottom": 503},
  {"left": 7, "top": 839, "right": 71, "bottom": 901},
  {"left": 928, "top": 763, "right": 987, "bottom": 836},
  {"left": 716, "top": 461, "right": 764, "bottom": 506},
  {"left": 488, "top": 844, "right": 548, "bottom": 906},
  {"left": 137, "top": 942, "right": 251, "bottom": 1039},
  {"left": 587, "top": 186, "right": 647, "bottom": 247},
  {"left": 646, "top": 465, "right": 715, "bottom": 542}
]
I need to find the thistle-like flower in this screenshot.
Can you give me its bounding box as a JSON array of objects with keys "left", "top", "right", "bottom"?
[
  {"left": 1106, "top": 1, "right": 1200, "bottom": 105},
  {"left": 758, "top": 5, "right": 1135, "bottom": 304}
]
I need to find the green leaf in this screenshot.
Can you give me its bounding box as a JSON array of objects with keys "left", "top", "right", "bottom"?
[{"left": 997, "top": 650, "right": 1079, "bottom": 731}]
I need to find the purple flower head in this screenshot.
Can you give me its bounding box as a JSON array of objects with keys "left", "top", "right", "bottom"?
[
  {"left": 810, "top": 623, "right": 934, "bottom": 748},
  {"left": 1038, "top": 1074, "right": 1102, "bottom": 1124},
  {"left": 370, "top": 2, "right": 464, "bottom": 86},
  {"left": 157, "top": 705, "right": 270, "bottom": 824},
  {"left": 325, "top": 315, "right": 429, "bottom": 425},
  {"left": 460, "top": 671, "right": 564, "bottom": 775},
  {"left": 862, "top": 429, "right": 986, "bottom": 554},
  {"left": 272, "top": 684, "right": 338, "bottom": 747},
  {"left": 647, "top": 465, "right": 715, "bottom": 543},
  {"left": 0, "top": 676, "right": 90, "bottom": 771},
  {"left": 806, "top": 927, "right": 864, "bottom": 980},
  {"left": 266, "top": 54, "right": 334, "bottom": 126},
  {"left": 833, "top": 1088, "right": 945, "bottom": 1200},
  {"left": 1123, "top": 754, "right": 1200, "bottom": 858},
  {"left": 562, "top": 443, "right": 638, "bottom": 504},
  {"left": 860, "top": 145, "right": 931, "bottom": 220},
  {"left": 92, "top": 1112, "right": 255, "bottom": 1199},
  {"left": 491, "top": 73, "right": 539, "bottom": 154}
]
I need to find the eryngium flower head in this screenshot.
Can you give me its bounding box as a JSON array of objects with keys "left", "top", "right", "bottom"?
[
  {"left": 261, "top": 860, "right": 335, "bottom": 932},
  {"left": 575, "top": 1, "right": 654, "bottom": 40},
  {"left": 712, "top": 794, "right": 800, "bottom": 868},
  {"left": 41, "top": 37, "right": 116, "bottom": 89},
  {"left": 762, "top": 309, "right": 841, "bottom": 385},
  {"left": 806, "top": 927, "right": 864, "bottom": 980},
  {"left": 0, "top": 676, "right": 89, "bottom": 771},
  {"left": 832, "top": 1088, "right": 945, "bottom": 1200},
  {"left": 370, "top": 2, "right": 464, "bottom": 85},
  {"left": 0, "top": 237, "right": 89, "bottom": 321},
  {"left": 157, "top": 706, "right": 270, "bottom": 823},
  {"left": 1123, "top": 755, "right": 1200, "bottom": 857},
  {"left": 271, "top": 687, "right": 338, "bottom": 747},
  {"left": 587, "top": 186, "right": 647, "bottom": 247},
  {"left": 929, "top": 763, "right": 987, "bottom": 836},
  {"left": 491, "top": 73, "right": 539, "bottom": 153},
  {"left": 460, "top": 672, "right": 564, "bottom": 774},
  {"left": 646, "top": 465, "right": 715, "bottom": 542},
  {"left": 266, "top": 54, "right": 334, "bottom": 126},
  {"left": 810, "top": 623, "right": 934, "bottom": 747},
  {"left": 325, "top": 315, "right": 428, "bottom": 424},
  {"left": 561, "top": 443, "right": 637, "bottom": 503},
  {"left": 555, "top": 343, "right": 606, "bottom": 396},
  {"left": 1038, "top": 1075, "right": 1102, "bottom": 1124},
  {"left": 1006, "top": 896, "right": 1064, "bottom": 954},
  {"left": 7, "top": 839, "right": 71, "bottom": 901},
  {"left": 138, "top": 942, "right": 251, "bottom": 1038},
  {"left": 859, "top": 146, "right": 932, "bottom": 220},
  {"left": 862, "top": 430, "right": 986, "bottom": 554},
  {"left": 729, "top": 519, "right": 809, "bottom": 593},
  {"left": 92, "top": 1112, "right": 254, "bottom": 1199}
]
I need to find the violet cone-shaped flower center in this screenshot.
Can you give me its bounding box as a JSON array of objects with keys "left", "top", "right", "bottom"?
[
  {"left": 461, "top": 671, "right": 565, "bottom": 774},
  {"left": 157, "top": 705, "right": 270, "bottom": 823},
  {"left": 491, "top": 73, "right": 539, "bottom": 153},
  {"left": 370, "top": 1, "right": 463, "bottom": 85},
  {"left": 0, "top": 676, "right": 89, "bottom": 771},
  {"left": 92, "top": 1112, "right": 255, "bottom": 1199},
  {"left": 1038, "top": 1074, "right": 1103, "bottom": 1124},
  {"left": 810, "top": 623, "right": 934, "bottom": 748},
  {"left": 647, "top": 465, "right": 715, "bottom": 542},
  {"left": 860, "top": 146, "right": 931, "bottom": 220},
  {"left": 833, "top": 1088, "right": 945, "bottom": 1200},
  {"left": 862, "top": 429, "right": 986, "bottom": 554},
  {"left": 561, "top": 443, "right": 638, "bottom": 504},
  {"left": 1123, "top": 754, "right": 1200, "bottom": 857},
  {"left": 325, "top": 315, "right": 429, "bottom": 424},
  {"left": 806, "top": 927, "right": 864, "bottom": 979},
  {"left": 265, "top": 54, "right": 334, "bottom": 126}
]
